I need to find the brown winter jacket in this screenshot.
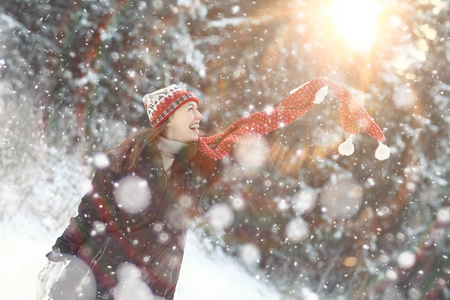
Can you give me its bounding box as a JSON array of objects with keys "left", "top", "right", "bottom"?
[{"left": 48, "top": 141, "right": 221, "bottom": 299}]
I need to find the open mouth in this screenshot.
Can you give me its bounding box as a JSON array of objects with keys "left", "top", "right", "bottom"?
[{"left": 189, "top": 124, "right": 199, "bottom": 134}]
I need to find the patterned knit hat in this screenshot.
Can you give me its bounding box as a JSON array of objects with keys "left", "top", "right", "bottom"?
[{"left": 143, "top": 84, "right": 199, "bottom": 127}]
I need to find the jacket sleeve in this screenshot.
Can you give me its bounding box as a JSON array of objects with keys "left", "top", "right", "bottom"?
[{"left": 48, "top": 167, "right": 117, "bottom": 260}]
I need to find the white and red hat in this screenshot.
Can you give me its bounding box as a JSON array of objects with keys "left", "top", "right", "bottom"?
[{"left": 143, "top": 84, "right": 199, "bottom": 127}]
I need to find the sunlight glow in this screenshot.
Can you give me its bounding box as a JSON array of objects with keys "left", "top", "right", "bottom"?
[{"left": 329, "top": 0, "right": 382, "bottom": 52}]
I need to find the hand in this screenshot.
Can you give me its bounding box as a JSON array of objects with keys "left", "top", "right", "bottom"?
[{"left": 36, "top": 260, "right": 65, "bottom": 300}]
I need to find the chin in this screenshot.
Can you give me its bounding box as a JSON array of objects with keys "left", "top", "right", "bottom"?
[{"left": 188, "top": 131, "right": 199, "bottom": 142}]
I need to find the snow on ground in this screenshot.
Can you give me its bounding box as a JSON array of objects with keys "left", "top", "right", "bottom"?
[
  {"left": 176, "top": 232, "right": 281, "bottom": 300},
  {"left": 0, "top": 210, "right": 280, "bottom": 300},
  {"left": 0, "top": 214, "right": 53, "bottom": 300}
]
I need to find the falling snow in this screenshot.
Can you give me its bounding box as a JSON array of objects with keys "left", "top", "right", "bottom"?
[
  {"left": 238, "top": 243, "right": 262, "bottom": 266},
  {"left": 397, "top": 251, "right": 416, "bottom": 269},
  {"left": 114, "top": 176, "right": 152, "bottom": 214},
  {"left": 285, "top": 218, "right": 309, "bottom": 243},
  {"left": 320, "top": 175, "right": 363, "bottom": 220},
  {"left": 1, "top": 0, "right": 449, "bottom": 299},
  {"left": 206, "top": 203, "right": 235, "bottom": 231}
]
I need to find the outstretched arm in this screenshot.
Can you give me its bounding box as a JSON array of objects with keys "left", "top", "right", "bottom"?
[{"left": 48, "top": 167, "right": 116, "bottom": 260}]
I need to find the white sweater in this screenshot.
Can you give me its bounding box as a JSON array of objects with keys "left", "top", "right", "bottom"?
[{"left": 156, "top": 136, "right": 187, "bottom": 176}]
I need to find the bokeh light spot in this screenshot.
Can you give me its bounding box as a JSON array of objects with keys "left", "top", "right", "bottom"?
[{"left": 114, "top": 176, "right": 151, "bottom": 214}]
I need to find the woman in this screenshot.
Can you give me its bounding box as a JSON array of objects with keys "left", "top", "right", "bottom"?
[
  {"left": 38, "top": 85, "right": 221, "bottom": 300},
  {"left": 38, "top": 78, "right": 389, "bottom": 300}
]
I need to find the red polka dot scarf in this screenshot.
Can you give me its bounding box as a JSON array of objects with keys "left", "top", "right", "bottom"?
[{"left": 197, "top": 77, "right": 390, "bottom": 161}]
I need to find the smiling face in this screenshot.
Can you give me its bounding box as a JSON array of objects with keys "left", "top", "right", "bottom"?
[{"left": 163, "top": 101, "right": 202, "bottom": 143}]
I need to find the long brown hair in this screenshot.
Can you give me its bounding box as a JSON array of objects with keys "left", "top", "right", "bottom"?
[{"left": 106, "top": 120, "right": 168, "bottom": 173}]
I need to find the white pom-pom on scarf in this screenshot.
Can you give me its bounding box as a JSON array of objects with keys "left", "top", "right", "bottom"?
[
  {"left": 338, "top": 135, "right": 355, "bottom": 156},
  {"left": 314, "top": 86, "right": 328, "bottom": 104},
  {"left": 375, "top": 142, "right": 390, "bottom": 161}
]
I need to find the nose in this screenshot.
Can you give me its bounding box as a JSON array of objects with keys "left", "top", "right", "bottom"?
[{"left": 195, "top": 108, "right": 203, "bottom": 120}]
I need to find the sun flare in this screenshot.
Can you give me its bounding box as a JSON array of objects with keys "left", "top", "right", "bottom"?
[{"left": 329, "top": 0, "right": 382, "bottom": 52}]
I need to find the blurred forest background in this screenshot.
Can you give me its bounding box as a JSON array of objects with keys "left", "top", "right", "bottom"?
[{"left": 0, "top": 0, "right": 449, "bottom": 299}]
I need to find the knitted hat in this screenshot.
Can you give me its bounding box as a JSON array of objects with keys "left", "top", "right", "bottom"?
[
  {"left": 197, "top": 77, "right": 390, "bottom": 161},
  {"left": 143, "top": 84, "right": 199, "bottom": 127}
]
